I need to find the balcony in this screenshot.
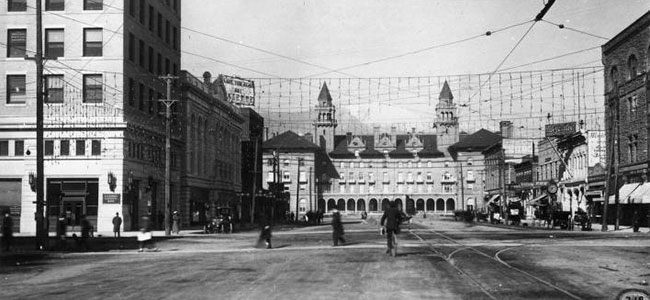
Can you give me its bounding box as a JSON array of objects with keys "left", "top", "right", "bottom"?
[
  {"left": 348, "top": 178, "right": 356, "bottom": 184},
  {"left": 426, "top": 177, "right": 433, "bottom": 183},
  {"left": 466, "top": 176, "right": 476, "bottom": 182},
  {"left": 440, "top": 177, "right": 456, "bottom": 184},
  {"left": 339, "top": 179, "right": 346, "bottom": 184},
  {"left": 416, "top": 177, "right": 424, "bottom": 183},
  {"left": 382, "top": 178, "right": 390, "bottom": 184},
  {"left": 358, "top": 178, "right": 365, "bottom": 184},
  {"left": 368, "top": 179, "right": 375, "bottom": 184}
]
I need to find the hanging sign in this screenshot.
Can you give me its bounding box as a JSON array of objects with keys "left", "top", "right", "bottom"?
[{"left": 102, "top": 193, "right": 121, "bottom": 204}]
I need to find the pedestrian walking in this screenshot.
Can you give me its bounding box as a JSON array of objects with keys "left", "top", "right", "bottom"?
[
  {"left": 138, "top": 215, "right": 155, "bottom": 252},
  {"left": 331, "top": 208, "right": 345, "bottom": 246},
  {"left": 172, "top": 211, "right": 180, "bottom": 234},
  {"left": 1, "top": 212, "right": 13, "bottom": 252},
  {"left": 380, "top": 201, "right": 402, "bottom": 257},
  {"left": 79, "top": 215, "right": 92, "bottom": 251},
  {"left": 56, "top": 214, "right": 68, "bottom": 251},
  {"left": 256, "top": 221, "right": 273, "bottom": 249},
  {"left": 632, "top": 210, "right": 640, "bottom": 233},
  {"left": 112, "top": 212, "right": 122, "bottom": 238}
]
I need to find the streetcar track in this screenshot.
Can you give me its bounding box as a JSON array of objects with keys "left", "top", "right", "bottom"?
[{"left": 409, "top": 225, "right": 584, "bottom": 300}]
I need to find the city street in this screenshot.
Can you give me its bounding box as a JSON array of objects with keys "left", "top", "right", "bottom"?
[{"left": 2, "top": 216, "right": 649, "bottom": 300}]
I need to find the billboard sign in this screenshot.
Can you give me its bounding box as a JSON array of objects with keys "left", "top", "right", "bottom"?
[
  {"left": 545, "top": 122, "right": 576, "bottom": 137},
  {"left": 587, "top": 130, "right": 606, "bottom": 168},
  {"left": 221, "top": 75, "right": 255, "bottom": 107},
  {"left": 503, "top": 138, "right": 535, "bottom": 163}
]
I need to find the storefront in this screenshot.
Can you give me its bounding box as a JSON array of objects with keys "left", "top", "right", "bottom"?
[{"left": 46, "top": 178, "right": 99, "bottom": 231}]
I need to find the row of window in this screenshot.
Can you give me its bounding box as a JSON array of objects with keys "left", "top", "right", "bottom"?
[
  {"left": 338, "top": 160, "right": 472, "bottom": 169},
  {"left": 44, "top": 139, "right": 102, "bottom": 156},
  {"left": 0, "top": 140, "right": 24, "bottom": 156},
  {"left": 6, "top": 74, "right": 102, "bottom": 104},
  {"left": 8, "top": 0, "right": 103, "bottom": 12},
  {"left": 128, "top": 0, "right": 179, "bottom": 19},
  {"left": 128, "top": 0, "right": 179, "bottom": 50},
  {"left": 331, "top": 183, "right": 473, "bottom": 195},
  {"left": 7, "top": 27, "right": 103, "bottom": 58},
  {"left": 127, "top": 33, "right": 178, "bottom": 76}
]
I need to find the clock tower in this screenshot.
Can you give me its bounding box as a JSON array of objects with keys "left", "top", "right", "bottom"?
[{"left": 314, "top": 82, "right": 337, "bottom": 153}]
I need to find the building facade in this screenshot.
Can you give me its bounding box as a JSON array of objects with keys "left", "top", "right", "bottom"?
[
  {"left": 178, "top": 71, "right": 244, "bottom": 228},
  {"left": 602, "top": 10, "right": 650, "bottom": 226},
  {"left": 0, "top": 0, "right": 181, "bottom": 233}
]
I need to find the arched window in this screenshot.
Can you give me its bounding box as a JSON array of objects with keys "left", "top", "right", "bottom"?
[
  {"left": 609, "top": 66, "right": 619, "bottom": 90},
  {"left": 628, "top": 55, "right": 638, "bottom": 79}
]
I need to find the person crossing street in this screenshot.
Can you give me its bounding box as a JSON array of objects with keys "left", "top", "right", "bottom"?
[{"left": 380, "top": 201, "right": 402, "bottom": 257}]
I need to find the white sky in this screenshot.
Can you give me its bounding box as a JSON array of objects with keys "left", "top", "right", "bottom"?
[{"left": 181, "top": 0, "right": 649, "bottom": 78}]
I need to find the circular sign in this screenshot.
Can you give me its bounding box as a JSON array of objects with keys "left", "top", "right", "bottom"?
[
  {"left": 616, "top": 289, "right": 649, "bottom": 300},
  {"left": 547, "top": 182, "right": 558, "bottom": 194}
]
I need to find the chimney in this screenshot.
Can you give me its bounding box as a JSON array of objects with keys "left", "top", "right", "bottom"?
[
  {"left": 303, "top": 133, "right": 313, "bottom": 143},
  {"left": 202, "top": 71, "right": 212, "bottom": 85},
  {"left": 390, "top": 126, "right": 397, "bottom": 146},
  {"left": 500, "top": 121, "right": 513, "bottom": 138},
  {"left": 346, "top": 132, "right": 353, "bottom": 144},
  {"left": 373, "top": 126, "right": 380, "bottom": 146},
  {"left": 459, "top": 131, "right": 468, "bottom": 142}
]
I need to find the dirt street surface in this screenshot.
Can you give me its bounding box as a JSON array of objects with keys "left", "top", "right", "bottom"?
[{"left": 2, "top": 216, "right": 650, "bottom": 300}]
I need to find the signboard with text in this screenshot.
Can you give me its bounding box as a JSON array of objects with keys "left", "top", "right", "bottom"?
[
  {"left": 503, "top": 139, "right": 536, "bottom": 163},
  {"left": 102, "top": 193, "right": 121, "bottom": 204},
  {"left": 545, "top": 122, "right": 576, "bottom": 137},
  {"left": 221, "top": 75, "right": 255, "bottom": 107},
  {"left": 587, "top": 130, "right": 606, "bottom": 168}
]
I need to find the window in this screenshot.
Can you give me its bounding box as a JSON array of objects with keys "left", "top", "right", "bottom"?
[
  {"left": 148, "top": 47, "right": 154, "bottom": 72},
  {"left": 76, "top": 140, "right": 86, "bottom": 156},
  {"left": 138, "top": 83, "right": 144, "bottom": 110},
  {"left": 383, "top": 172, "right": 389, "bottom": 183},
  {"left": 467, "top": 158, "right": 473, "bottom": 166},
  {"left": 397, "top": 172, "right": 403, "bottom": 183},
  {"left": 0, "top": 141, "right": 8, "bottom": 156},
  {"left": 267, "top": 171, "right": 274, "bottom": 182},
  {"left": 299, "top": 199, "right": 306, "bottom": 212},
  {"left": 148, "top": 88, "right": 154, "bottom": 114},
  {"left": 14, "top": 140, "right": 24, "bottom": 156},
  {"left": 340, "top": 185, "right": 345, "bottom": 194},
  {"left": 467, "top": 170, "right": 475, "bottom": 181},
  {"left": 339, "top": 172, "right": 345, "bottom": 182},
  {"left": 407, "top": 172, "right": 413, "bottom": 182},
  {"left": 172, "top": 27, "right": 178, "bottom": 50},
  {"left": 173, "top": 64, "right": 178, "bottom": 76},
  {"left": 129, "top": 0, "right": 136, "bottom": 16},
  {"left": 7, "top": 29, "right": 26, "bottom": 57},
  {"left": 84, "top": 0, "right": 103, "bottom": 10},
  {"left": 128, "top": 33, "right": 135, "bottom": 61},
  {"left": 83, "top": 74, "right": 102, "bottom": 103},
  {"left": 282, "top": 171, "right": 291, "bottom": 182},
  {"left": 60, "top": 140, "right": 69, "bottom": 156},
  {"left": 443, "top": 185, "right": 452, "bottom": 193},
  {"left": 157, "top": 53, "right": 162, "bottom": 75},
  {"left": 148, "top": 5, "right": 154, "bottom": 31},
  {"left": 628, "top": 54, "right": 638, "bottom": 79},
  {"left": 427, "top": 161, "right": 432, "bottom": 168},
  {"left": 283, "top": 159, "right": 289, "bottom": 166},
  {"left": 45, "top": 140, "right": 54, "bottom": 156},
  {"left": 128, "top": 78, "right": 135, "bottom": 106},
  {"left": 358, "top": 172, "right": 364, "bottom": 182},
  {"left": 7, "top": 75, "right": 26, "bottom": 104},
  {"left": 46, "top": 0, "right": 64, "bottom": 11},
  {"left": 83, "top": 28, "right": 103, "bottom": 56},
  {"left": 426, "top": 172, "right": 433, "bottom": 182},
  {"left": 628, "top": 95, "right": 638, "bottom": 114},
  {"left": 139, "top": 0, "right": 145, "bottom": 23},
  {"left": 299, "top": 171, "right": 307, "bottom": 183},
  {"left": 609, "top": 66, "right": 619, "bottom": 90},
  {"left": 165, "top": 58, "right": 170, "bottom": 75},
  {"left": 44, "top": 29, "right": 65, "bottom": 58},
  {"left": 157, "top": 13, "right": 163, "bottom": 38},
  {"left": 91, "top": 140, "right": 101, "bottom": 156},
  {"left": 8, "top": 0, "right": 26, "bottom": 11},
  {"left": 443, "top": 172, "right": 451, "bottom": 180},
  {"left": 416, "top": 172, "right": 423, "bottom": 182},
  {"left": 368, "top": 172, "right": 374, "bottom": 182},
  {"left": 139, "top": 40, "right": 145, "bottom": 67},
  {"left": 45, "top": 75, "right": 64, "bottom": 103},
  {"left": 165, "top": 20, "right": 170, "bottom": 44}
]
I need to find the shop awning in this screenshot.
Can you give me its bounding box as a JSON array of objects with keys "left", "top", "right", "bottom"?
[
  {"left": 584, "top": 190, "right": 602, "bottom": 197},
  {"left": 629, "top": 183, "right": 650, "bottom": 204},
  {"left": 528, "top": 193, "right": 548, "bottom": 206},
  {"left": 609, "top": 183, "right": 642, "bottom": 203}
]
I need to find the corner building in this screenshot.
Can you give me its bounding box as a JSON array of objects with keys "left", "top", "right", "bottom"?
[{"left": 0, "top": 0, "right": 181, "bottom": 233}]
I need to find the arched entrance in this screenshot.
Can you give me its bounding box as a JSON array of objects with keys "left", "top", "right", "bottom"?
[
  {"left": 436, "top": 198, "right": 445, "bottom": 211},
  {"left": 381, "top": 198, "right": 390, "bottom": 211},
  {"left": 406, "top": 198, "right": 415, "bottom": 215},
  {"left": 337, "top": 199, "right": 345, "bottom": 210},
  {"left": 426, "top": 198, "right": 434, "bottom": 211},
  {"left": 357, "top": 199, "right": 366, "bottom": 212},
  {"left": 369, "top": 198, "right": 378, "bottom": 211},
  {"left": 327, "top": 199, "right": 336, "bottom": 211},
  {"left": 395, "top": 198, "right": 403, "bottom": 211},
  {"left": 416, "top": 199, "right": 425, "bottom": 211},
  {"left": 446, "top": 198, "right": 455, "bottom": 211},
  {"left": 347, "top": 199, "right": 355, "bottom": 212},
  {"left": 318, "top": 198, "right": 325, "bottom": 212}
]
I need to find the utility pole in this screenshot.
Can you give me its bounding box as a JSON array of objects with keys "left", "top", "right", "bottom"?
[
  {"left": 295, "top": 157, "right": 302, "bottom": 220},
  {"left": 34, "top": 0, "right": 47, "bottom": 250},
  {"left": 459, "top": 162, "right": 465, "bottom": 211},
  {"left": 272, "top": 150, "right": 279, "bottom": 223},
  {"left": 250, "top": 135, "right": 259, "bottom": 225},
  {"left": 614, "top": 95, "right": 621, "bottom": 230},
  {"left": 159, "top": 74, "right": 177, "bottom": 236},
  {"left": 602, "top": 96, "right": 617, "bottom": 231}
]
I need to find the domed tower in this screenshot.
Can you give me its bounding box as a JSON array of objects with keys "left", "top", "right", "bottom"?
[
  {"left": 314, "top": 82, "right": 337, "bottom": 152},
  {"left": 434, "top": 80, "right": 459, "bottom": 151}
]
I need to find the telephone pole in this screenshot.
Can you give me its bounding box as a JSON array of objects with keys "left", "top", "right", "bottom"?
[
  {"left": 34, "top": 0, "right": 47, "bottom": 250},
  {"left": 159, "top": 74, "right": 177, "bottom": 236}
]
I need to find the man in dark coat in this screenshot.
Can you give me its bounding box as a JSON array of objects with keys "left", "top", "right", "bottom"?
[
  {"left": 56, "top": 214, "right": 68, "bottom": 251},
  {"left": 331, "top": 209, "right": 345, "bottom": 246},
  {"left": 112, "top": 212, "right": 122, "bottom": 237},
  {"left": 1, "top": 212, "right": 13, "bottom": 252},
  {"left": 381, "top": 201, "right": 402, "bottom": 256},
  {"left": 79, "top": 215, "right": 92, "bottom": 251}
]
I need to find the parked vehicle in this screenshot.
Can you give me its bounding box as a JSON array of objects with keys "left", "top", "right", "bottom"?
[{"left": 203, "top": 207, "right": 233, "bottom": 233}]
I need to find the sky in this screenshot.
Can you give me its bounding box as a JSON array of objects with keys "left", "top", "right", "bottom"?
[{"left": 181, "top": 0, "right": 650, "bottom": 135}]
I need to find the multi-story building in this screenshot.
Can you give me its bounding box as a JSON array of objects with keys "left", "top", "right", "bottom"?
[
  {"left": 602, "top": 10, "right": 650, "bottom": 226},
  {"left": 178, "top": 71, "right": 244, "bottom": 228},
  {"left": 448, "top": 129, "right": 503, "bottom": 212},
  {"left": 0, "top": 0, "right": 181, "bottom": 233}
]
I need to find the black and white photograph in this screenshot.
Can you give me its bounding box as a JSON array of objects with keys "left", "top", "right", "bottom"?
[{"left": 1, "top": 0, "right": 650, "bottom": 299}]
